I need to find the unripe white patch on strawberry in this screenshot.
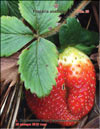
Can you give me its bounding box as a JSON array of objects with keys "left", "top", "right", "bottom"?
[
  {"left": 59, "top": 47, "right": 89, "bottom": 65},
  {"left": 58, "top": 47, "right": 90, "bottom": 77}
]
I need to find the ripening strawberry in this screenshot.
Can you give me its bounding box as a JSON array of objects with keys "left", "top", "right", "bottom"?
[
  {"left": 58, "top": 47, "right": 96, "bottom": 116},
  {"left": 25, "top": 47, "right": 96, "bottom": 127},
  {"left": 25, "top": 67, "right": 79, "bottom": 126}
]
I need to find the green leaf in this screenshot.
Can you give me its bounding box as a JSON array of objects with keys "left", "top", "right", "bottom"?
[
  {"left": 19, "top": 1, "right": 60, "bottom": 35},
  {"left": 18, "top": 38, "right": 58, "bottom": 98},
  {"left": 1, "top": 16, "right": 33, "bottom": 57},
  {"left": 1, "top": 0, "right": 21, "bottom": 18},
  {"left": 7, "top": 0, "right": 21, "bottom": 18},
  {"left": 74, "top": 44, "right": 96, "bottom": 55},
  {"left": 1, "top": 1, "right": 9, "bottom": 15},
  {"left": 59, "top": 18, "right": 99, "bottom": 54},
  {"left": 57, "top": 0, "right": 74, "bottom": 12}
]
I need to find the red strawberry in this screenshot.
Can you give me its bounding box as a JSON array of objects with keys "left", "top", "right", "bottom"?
[
  {"left": 25, "top": 47, "right": 96, "bottom": 127},
  {"left": 58, "top": 47, "right": 96, "bottom": 116},
  {"left": 25, "top": 67, "right": 79, "bottom": 126}
]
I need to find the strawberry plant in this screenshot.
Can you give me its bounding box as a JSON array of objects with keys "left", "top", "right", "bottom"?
[
  {"left": 26, "top": 47, "right": 96, "bottom": 126},
  {"left": 1, "top": 0, "right": 99, "bottom": 128}
]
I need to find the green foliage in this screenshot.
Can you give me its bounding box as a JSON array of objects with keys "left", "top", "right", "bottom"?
[
  {"left": 1, "top": 0, "right": 21, "bottom": 18},
  {"left": 57, "top": 0, "right": 74, "bottom": 12},
  {"left": 74, "top": 44, "right": 95, "bottom": 54},
  {"left": 18, "top": 38, "right": 58, "bottom": 98},
  {"left": 1, "top": 1, "right": 99, "bottom": 97},
  {"left": 1, "top": 1, "right": 60, "bottom": 97},
  {"left": 19, "top": 1, "right": 60, "bottom": 35},
  {"left": 59, "top": 18, "right": 99, "bottom": 54},
  {"left": 1, "top": 16, "right": 33, "bottom": 56},
  {"left": 1, "top": 1, "right": 9, "bottom": 15}
]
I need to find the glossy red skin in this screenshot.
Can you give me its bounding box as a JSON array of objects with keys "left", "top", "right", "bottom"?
[
  {"left": 59, "top": 58, "right": 96, "bottom": 116},
  {"left": 25, "top": 60, "right": 96, "bottom": 127},
  {"left": 25, "top": 67, "right": 79, "bottom": 126}
]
